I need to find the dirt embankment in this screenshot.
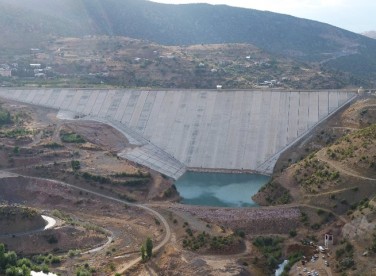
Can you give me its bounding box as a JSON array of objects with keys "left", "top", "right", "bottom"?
[
  {"left": 1, "top": 226, "right": 107, "bottom": 255},
  {"left": 0, "top": 205, "right": 46, "bottom": 235},
  {"left": 169, "top": 204, "right": 301, "bottom": 235}
]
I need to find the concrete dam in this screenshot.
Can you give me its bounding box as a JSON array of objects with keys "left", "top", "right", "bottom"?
[{"left": 0, "top": 89, "right": 356, "bottom": 179}]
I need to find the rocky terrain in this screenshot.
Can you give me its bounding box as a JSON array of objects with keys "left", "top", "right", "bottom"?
[{"left": 254, "top": 96, "right": 376, "bottom": 275}]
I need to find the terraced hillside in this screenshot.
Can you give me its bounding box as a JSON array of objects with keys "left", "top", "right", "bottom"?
[{"left": 254, "top": 97, "right": 376, "bottom": 275}]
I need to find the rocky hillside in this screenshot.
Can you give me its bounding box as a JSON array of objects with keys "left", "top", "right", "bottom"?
[
  {"left": 254, "top": 97, "right": 376, "bottom": 274},
  {"left": 254, "top": 98, "right": 376, "bottom": 211},
  {"left": 0, "top": 0, "right": 376, "bottom": 80}
]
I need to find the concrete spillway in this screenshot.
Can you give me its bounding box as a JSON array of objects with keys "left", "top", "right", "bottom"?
[{"left": 0, "top": 89, "right": 356, "bottom": 179}]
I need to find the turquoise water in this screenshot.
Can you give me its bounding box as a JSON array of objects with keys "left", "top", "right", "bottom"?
[{"left": 175, "top": 172, "right": 270, "bottom": 207}]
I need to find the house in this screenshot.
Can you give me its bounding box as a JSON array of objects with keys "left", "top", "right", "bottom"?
[
  {"left": 0, "top": 68, "right": 11, "bottom": 77},
  {"left": 30, "top": 64, "right": 41, "bottom": 68}
]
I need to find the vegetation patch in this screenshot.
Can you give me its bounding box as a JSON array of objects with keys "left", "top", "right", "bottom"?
[
  {"left": 253, "top": 236, "right": 284, "bottom": 273},
  {"left": 294, "top": 155, "right": 341, "bottom": 193},
  {"left": 0, "top": 205, "right": 39, "bottom": 220},
  {"left": 335, "top": 240, "right": 356, "bottom": 272},
  {"left": 42, "top": 142, "right": 64, "bottom": 149},
  {"left": 0, "top": 243, "right": 53, "bottom": 275},
  {"left": 75, "top": 263, "right": 96, "bottom": 276},
  {"left": 182, "top": 229, "right": 243, "bottom": 254},
  {"left": 254, "top": 180, "right": 292, "bottom": 205},
  {"left": 111, "top": 170, "right": 151, "bottom": 179},
  {"left": 0, "top": 128, "right": 32, "bottom": 138},
  {"left": 71, "top": 160, "right": 81, "bottom": 171},
  {"left": 81, "top": 171, "right": 150, "bottom": 186},
  {"left": 60, "top": 131, "right": 85, "bottom": 143},
  {"left": 326, "top": 124, "right": 376, "bottom": 172},
  {"left": 0, "top": 106, "right": 11, "bottom": 126}
]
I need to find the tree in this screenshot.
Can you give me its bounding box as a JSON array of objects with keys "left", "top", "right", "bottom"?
[
  {"left": 5, "top": 252, "right": 17, "bottom": 267},
  {"left": 140, "top": 245, "right": 146, "bottom": 261},
  {"left": 145, "top": 237, "right": 153, "bottom": 259},
  {"left": 71, "top": 160, "right": 81, "bottom": 171},
  {"left": 0, "top": 243, "right": 5, "bottom": 269}
]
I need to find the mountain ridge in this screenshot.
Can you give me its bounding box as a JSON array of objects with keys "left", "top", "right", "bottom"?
[{"left": 0, "top": 0, "right": 375, "bottom": 81}]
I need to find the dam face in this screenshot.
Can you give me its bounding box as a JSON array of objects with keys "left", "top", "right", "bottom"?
[{"left": 0, "top": 89, "right": 356, "bottom": 179}]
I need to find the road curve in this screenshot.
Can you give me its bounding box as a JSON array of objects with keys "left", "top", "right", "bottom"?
[
  {"left": 42, "top": 215, "right": 57, "bottom": 230},
  {"left": 15, "top": 174, "right": 171, "bottom": 273},
  {"left": 0, "top": 214, "right": 58, "bottom": 238}
]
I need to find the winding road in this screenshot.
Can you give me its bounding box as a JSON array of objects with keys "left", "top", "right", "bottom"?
[{"left": 7, "top": 174, "right": 171, "bottom": 273}]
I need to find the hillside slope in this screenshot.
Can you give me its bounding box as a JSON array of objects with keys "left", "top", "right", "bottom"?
[
  {"left": 254, "top": 98, "right": 376, "bottom": 274},
  {"left": 29, "top": 36, "right": 363, "bottom": 89},
  {"left": 1, "top": 0, "right": 376, "bottom": 79}
]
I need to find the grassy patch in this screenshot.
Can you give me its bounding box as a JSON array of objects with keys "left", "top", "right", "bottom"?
[
  {"left": 0, "top": 128, "right": 32, "bottom": 138},
  {"left": 60, "top": 131, "right": 85, "bottom": 143}
]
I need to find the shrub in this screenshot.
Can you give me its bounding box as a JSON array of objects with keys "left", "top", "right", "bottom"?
[
  {"left": 60, "top": 132, "right": 85, "bottom": 143},
  {"left": 71, "top": 160, "right": 81, "bottom": 171}
]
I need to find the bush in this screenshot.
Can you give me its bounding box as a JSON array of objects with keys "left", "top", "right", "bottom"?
[
  {"left": 235, "top": 229, "right": 246, "bottom": 238},
  {"left": 0, "top": 107, "right": 11, "bottom": 125},
  {"left": 60, "top": 132, "right": 85, "bottom": 143},
  {"left": 50, "top": 256, "right": 61, "bottom": 264},
  {"left": 71, "top": 160, "right": 81, "bottom": 171},
  {"left": 253, "top": 236, "right": 284, "bottom": 271},
  {"left": 46, "top": 235, "right": 58, "bottom": 244},
  {"left": 43, "top": 142, "right": 63, "bottom": 149}
]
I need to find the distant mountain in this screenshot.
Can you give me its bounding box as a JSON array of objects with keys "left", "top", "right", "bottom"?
[
  {"left": 362, "top": 31, "right": 376, "bottom": 39},
  {"left": 1, "top": 0, "right": 376, "bottom": 80}
]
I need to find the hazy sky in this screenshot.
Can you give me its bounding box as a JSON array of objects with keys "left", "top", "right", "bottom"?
[{"left": 151, "top": 0, "right": 375, "bottom": 33}]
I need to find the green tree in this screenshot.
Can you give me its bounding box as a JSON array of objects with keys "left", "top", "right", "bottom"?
[
  {"left": 76, "top": 267, "right": 91, "bottom": 276},
  {"left": 140, "top": 245, "right": 146, "bottom": 261},
  {"left": 71, "top": 160, "right": 81, "bottom": 171},
  {"left": 145, "top": 237, "right": 153, "bottom": 259},
  {"left": 0, "top": 108, "right": 11, "bottom": 125},
  {"left": 5, "top": 252, "right": 17, "bottom": 266},
  {"left": 0, "top": 243, "right": 5, "bottom": 269},
  {"left": 13, "top": 147, "right": 19, "bottom": 154}
]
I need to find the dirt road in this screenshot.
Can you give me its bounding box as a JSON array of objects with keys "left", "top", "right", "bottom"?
[
  {"left": 316, "top": 150, "right": 376, "bottom": 181},
  {"left": 1, "top": 172, "right": 171, "bottom": 273}
]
